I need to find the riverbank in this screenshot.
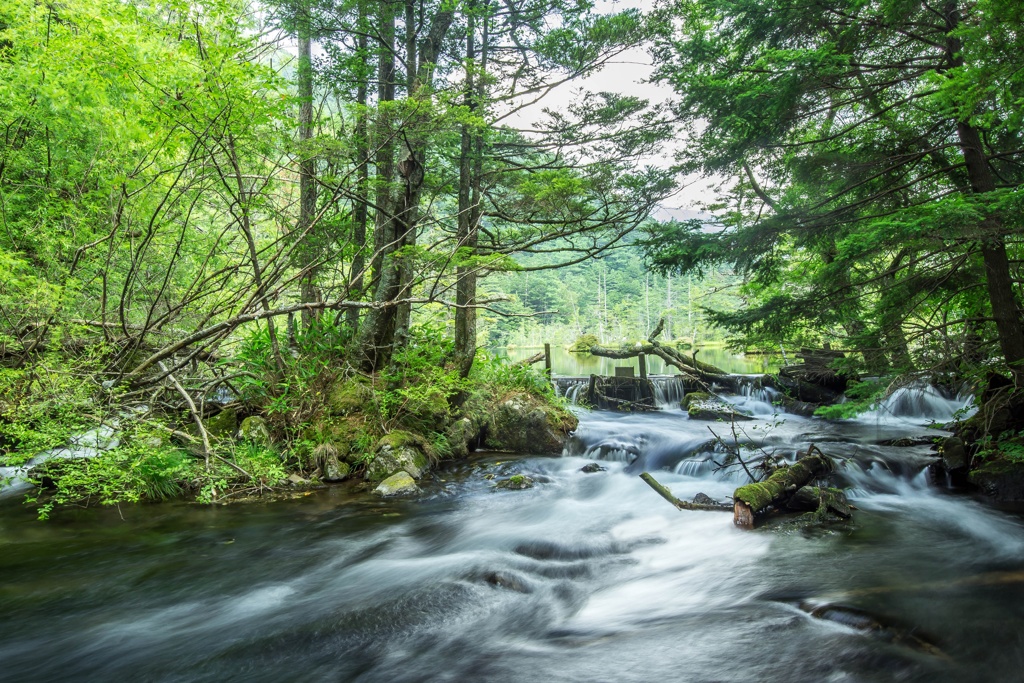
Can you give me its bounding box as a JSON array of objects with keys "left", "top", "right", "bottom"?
[
  {"left": 0, "top": 337, "right": 576, "bottom": 517},
  {"left": 3, "top": 387, "right": 1024, "bottom": 681}
]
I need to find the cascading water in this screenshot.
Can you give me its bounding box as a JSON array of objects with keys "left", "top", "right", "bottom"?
[
  {"left": 859, "top": 381, "right": 976, "bottom": 424},
  {"left": 2, "top": 381, "right": 1022, "bottom": 682},
  {"left": 650, "top": 376, "right": 685, "bottom": 408}
]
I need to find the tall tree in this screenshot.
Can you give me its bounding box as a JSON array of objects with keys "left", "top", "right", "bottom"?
[{"left": 647, "top": 0, "right": 1024, "bottom": 380}]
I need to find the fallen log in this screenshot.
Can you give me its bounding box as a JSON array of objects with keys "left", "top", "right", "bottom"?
[
  {"left": 640, "top": 472, "right": 732, "bottom": 512},
  {"left": 732, "top": 445, "right": 836, "bottom": 527},
  {"left": 513, "top": 351, "right": 545, "bottom": 367},
  {"left": 587, "top": 342, "right": 738, "bottom": 392}
]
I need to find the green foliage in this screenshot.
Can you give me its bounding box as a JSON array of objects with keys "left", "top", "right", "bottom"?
[
  {"left": 376, "top": 322, "right": 469, "bottom": 431},
  {"left": 0, "top": 356, "right": 101, "bottom": 466},
  {"left": 470, "top": 350, "right": 556, "bottom": 399},
  {"left": 814, "top": 379, "right": 888, "bottom": 420},
  {"left": 29, "top": 425, "right": 198, "bottom": 519}
]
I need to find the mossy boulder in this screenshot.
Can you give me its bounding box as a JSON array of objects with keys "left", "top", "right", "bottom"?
[
  {"left": 328, "top": 377, "right": 374, "bottom": 417},
  {"left": 445, "top": 416, "right": 484, "bottom": 460},
  {"left": 239, "top": 416, "right": 271, "bottom": 445},
  {"left": 204, "top": 408, "right": 238, "bottom": 439},
  {"left": 373, "top": 471, "right": 419, "bottom": 496},
  {"left": 485, "top": 391, "right": 578, "bottom": 455},
  {"left": 365, "top": 431, "right": 431, "bottom": 482},
  {"left": 302, "top": 417, "right": 372, "bottom": 464},
  {"left": 681, "top": 392, "right": 712, "bottom": 409},
  {"left": 969, "top": 455, "right": 1024, "bottom": 503},
  {"left": 314, "top": 443, "right": 351, "bottom": 481}
]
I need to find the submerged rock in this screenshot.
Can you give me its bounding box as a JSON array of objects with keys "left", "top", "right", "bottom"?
[
  {"left": 373, "top": 471, "right": 420, "bottom": 496},
  {"left": 494, "top": 475, "right": 534, "bottom": 490},
  {"left": 580, "top": 463, "right": 607, "bottom": 473}
]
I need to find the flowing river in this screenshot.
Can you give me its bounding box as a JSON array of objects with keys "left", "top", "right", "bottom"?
[{"left": 3, "top": 382, "right": 1024, "bottom": 681}]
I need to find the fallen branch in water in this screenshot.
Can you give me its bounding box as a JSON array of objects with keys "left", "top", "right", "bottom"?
[
  {"left": 732, "top": 444, "right": 844, "bottom": 527},
  {"left": 640, "top": 472, "right": 731, "bottom": 512}
]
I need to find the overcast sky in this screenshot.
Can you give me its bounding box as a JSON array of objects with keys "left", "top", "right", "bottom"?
[{"left": 497, "top": 0, "right": 718, "bottom": 219}]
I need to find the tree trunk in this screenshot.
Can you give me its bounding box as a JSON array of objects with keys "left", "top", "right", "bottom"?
[
  {"left": 944, "top": 3, "right": 1024, "bottom": 383},
  {"left": 957, "top": 121, "right": 1024, "bottom": 384},
  {"left": 355, "top": 7, "right": 455, "bottom": 371},
  {"left": 455, "top": 2, "right": 485, "bottom": 377},
  {"left": 346, "top": 0, "right": 370, "bottom": 333},
  {"left": 297, "top": 8, "right": 317, "bottom": 326},
  {"left": 732, "top": 449, "right": 834, "bottom": 527}
]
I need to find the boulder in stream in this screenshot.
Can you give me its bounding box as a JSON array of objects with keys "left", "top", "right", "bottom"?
[
  {"left": 494, "top": 475, "right": 534, "bottom": 490},
  {"left": 373, "top": 471, "right": 420, "bottom": 496},
  {"left": 366, "top": 431, "right": 430, "bottom": 482}
]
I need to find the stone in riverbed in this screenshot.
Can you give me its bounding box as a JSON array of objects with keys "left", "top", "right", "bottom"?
[
  {"left": 486, "top": 392, "right": 578, "bottom": 454},
  {"left": 373, "top": 471, "right": 420, "bottom": 496},
  {"left": 580, "top": 463, "right": 607, "bottom": 473},
  {"left": 494, "top": 475, "right": 534, "bottom": 490},
  {"left": 692, "top": 492, "right": 716, "bottom": 505},
  {"left": 366, "top": 431, "right": 430, "bottom": 482},
  {"left": 940, "top": 436, "right": 968, "bottom": 471},
  {"left": 682, "top": 392, "right": 753, "bottom": 422}
]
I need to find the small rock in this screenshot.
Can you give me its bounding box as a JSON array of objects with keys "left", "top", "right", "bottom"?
[
  {"left": 373, "top": 471, "right": 420, "bottom": 497},
  {"left": 580, "top": 463, "right": 607, "bottom": 473},
  {"left": 495, "top": 475, "right": 534, "bottom": 490},
  {"left": 693, "top": 492, "right": 716, "bottom": 505},
  {"left": 483, "top": 571, "right": 531, "bottom": 593},
  {"left": 286, "top": 473, "right": 309, "bottom": 486}
]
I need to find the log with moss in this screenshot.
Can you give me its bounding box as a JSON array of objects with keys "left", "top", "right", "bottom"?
[{"left": 732, "top": 447, "right": 836, "bottom": 527}]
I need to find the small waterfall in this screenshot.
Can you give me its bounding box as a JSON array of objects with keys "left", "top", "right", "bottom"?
[
  {"left": 728, "top": 377, "right": 781, "bottom": 416},
  {"left": 554, "top": 379, "right": 590, "bottom": 405},
  {"left": 859, "top": 382, "right": 975, "bottom": 424},
  {"left": 651, "top": 377, "right": 685, "bottom": 409}
]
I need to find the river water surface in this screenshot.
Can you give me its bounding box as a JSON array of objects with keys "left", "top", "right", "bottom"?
[{"left": 2, "top": 385, "right": 1024, "bottom": 682}]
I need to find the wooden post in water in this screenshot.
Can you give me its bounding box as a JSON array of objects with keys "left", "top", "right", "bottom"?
[
  {"left": 544, "top": 343, "right": 552, "bottom": 378},
  {"left": 638, "top": 352, "right": 647, "bottom": 380}
]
